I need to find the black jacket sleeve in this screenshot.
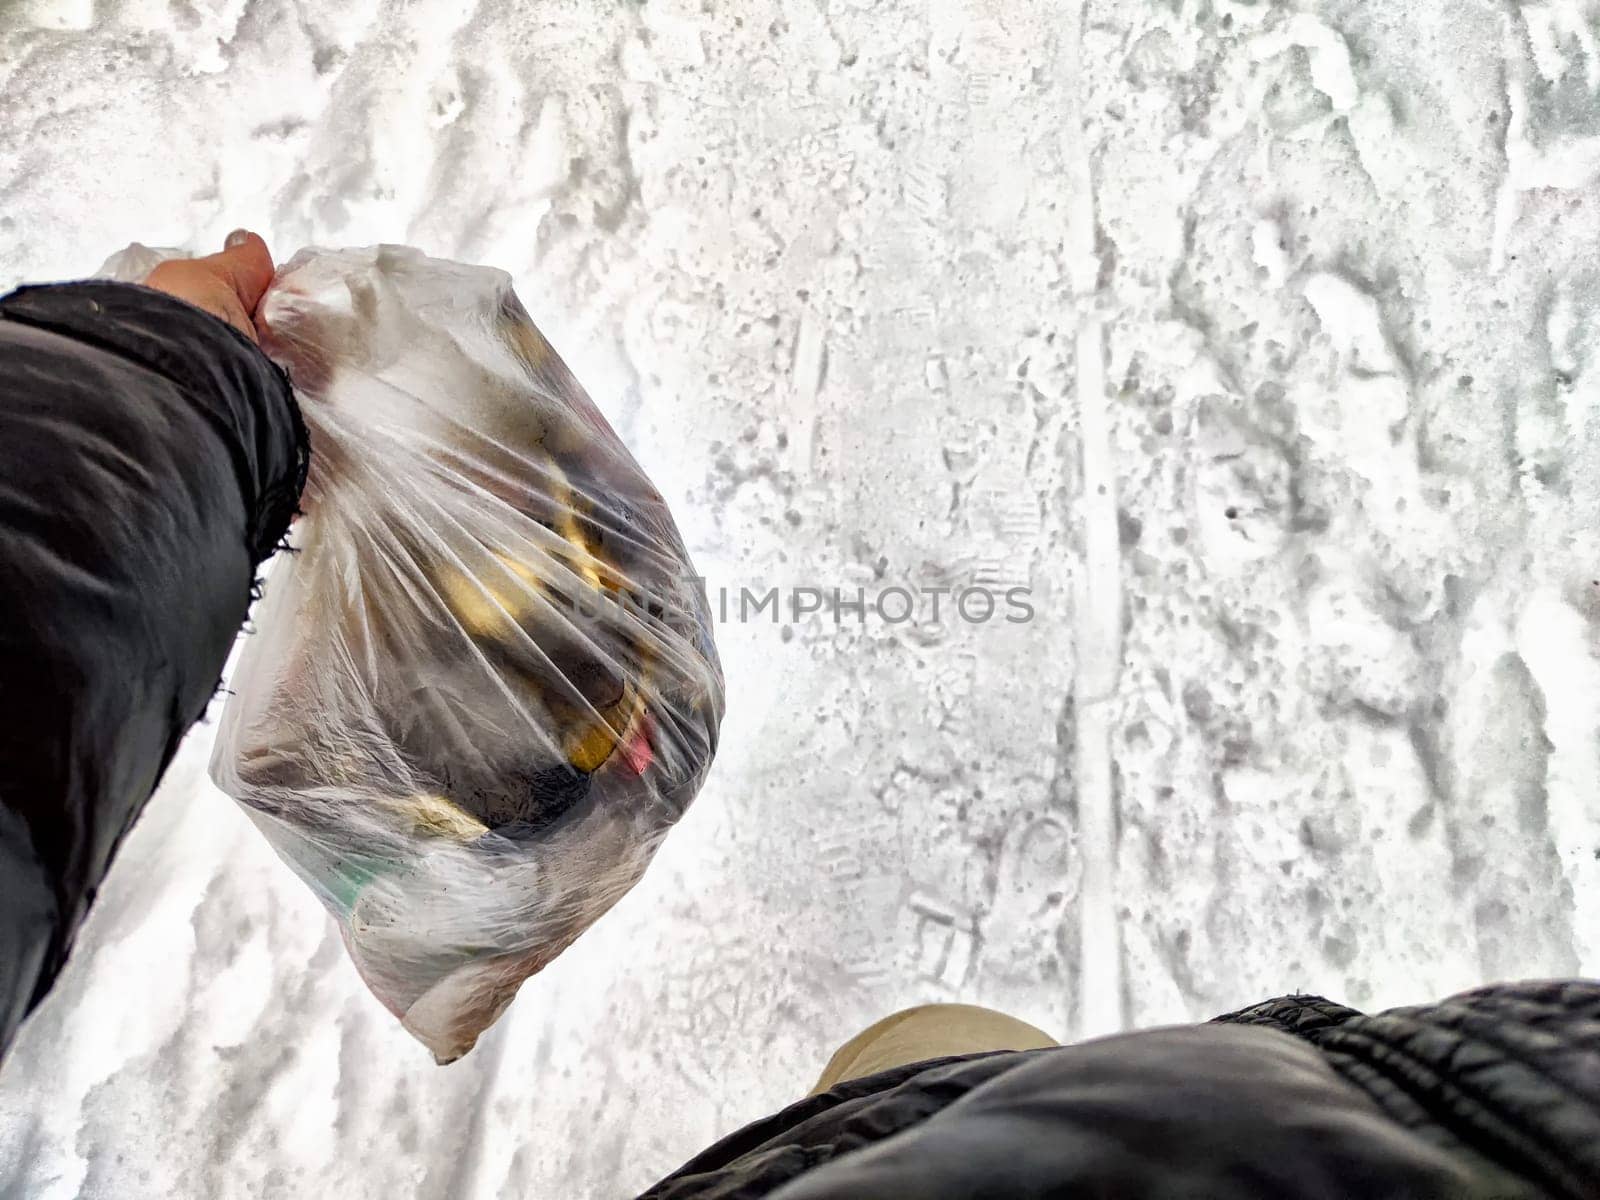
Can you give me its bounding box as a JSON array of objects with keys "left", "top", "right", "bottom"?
[
  {"left": 643, "top": 980, "right": 1600, "bottom": 1199},
  {"left": 0, "top": 281, "right": 308, "bottom": 1058}
]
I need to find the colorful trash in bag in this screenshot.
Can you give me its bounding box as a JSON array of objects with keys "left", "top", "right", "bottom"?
[{"left": 149, "top": 244, "right": 721, "bottom": 1062}]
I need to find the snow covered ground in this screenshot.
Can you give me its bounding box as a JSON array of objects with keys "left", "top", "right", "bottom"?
[{"left": 2, "top": 0, "right": 1599, "bottom": 1196}]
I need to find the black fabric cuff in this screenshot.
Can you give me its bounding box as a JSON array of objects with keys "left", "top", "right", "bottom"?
[{"left": 0, "top": 280, "right": 309, "bottom": 562}]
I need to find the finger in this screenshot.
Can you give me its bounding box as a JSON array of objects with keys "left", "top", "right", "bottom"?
[
  {"left": 142, "top": 260, "right": 259, "bottom": 341},
  {"left": 201, "top": 230, "right": 276, "bottom": 315},
  {"left": 214, "top": 289, "right": 258, "bottom": 342}
]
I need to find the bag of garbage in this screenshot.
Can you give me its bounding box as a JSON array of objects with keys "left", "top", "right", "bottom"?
[{"left": 101, "top": 243, "right": 723, "bottom": 1062}]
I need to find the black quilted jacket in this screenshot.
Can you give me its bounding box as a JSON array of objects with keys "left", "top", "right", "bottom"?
[
  {"left": 643, "top": 981, "right": 1600, "bottom": 1199},
  {"left": 2, "top": 281, "right": 1595, "bottom": 1199}
]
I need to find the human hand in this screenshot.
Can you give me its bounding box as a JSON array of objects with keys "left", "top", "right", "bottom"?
[{"left": 143, "top": 230, "right": 275, "bottom": 343}]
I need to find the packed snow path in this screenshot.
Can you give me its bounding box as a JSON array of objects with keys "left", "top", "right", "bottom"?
[{"left": 2, "top": 1, "right": 1598, "bottom": 1197}]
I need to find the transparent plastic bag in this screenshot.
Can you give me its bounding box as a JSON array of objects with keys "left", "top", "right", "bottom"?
[
  {"left": 105, "top": 243, "right": 724, "bottom": 1062},
  {"left": 96, "top": 242, "right": 189, "bottom": 281}
]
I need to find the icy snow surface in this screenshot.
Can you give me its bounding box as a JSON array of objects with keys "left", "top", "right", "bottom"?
[{"left": 2, "top": 0, "right": 1599, "bottom": 1197}]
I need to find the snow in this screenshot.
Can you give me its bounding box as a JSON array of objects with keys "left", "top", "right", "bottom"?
[{"left": 2, "top": 0, "right": 1599, "bottom": 1197}]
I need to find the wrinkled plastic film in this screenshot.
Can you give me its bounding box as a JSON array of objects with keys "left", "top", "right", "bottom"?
[{"left": 105, "top": 244, "right": 723, "bottom": 1062}]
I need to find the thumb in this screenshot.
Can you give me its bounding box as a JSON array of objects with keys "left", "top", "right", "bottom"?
[{"left": 203, "top": 230, "right": 276, "bottom": 314}]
